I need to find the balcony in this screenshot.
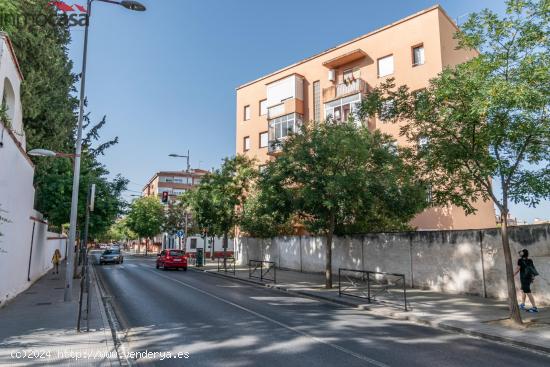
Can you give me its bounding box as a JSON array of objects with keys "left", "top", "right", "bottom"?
[
  {"left": 322, "top": 78, "right": 367, "bottom": 102},
  {"left": 267, "top": 98, "right": 304, "bottom": 120},
  {"left": 267, "top": 113, "right": 303, "bottom": 156}
]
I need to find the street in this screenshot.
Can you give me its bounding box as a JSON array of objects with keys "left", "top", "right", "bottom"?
[{"left": 95, "top": 254, "right": 550, "bottom": 367}]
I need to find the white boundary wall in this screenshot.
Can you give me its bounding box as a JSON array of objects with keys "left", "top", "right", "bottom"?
[{"left": 236, "top": 225, "right": 550, "bottom": 305}]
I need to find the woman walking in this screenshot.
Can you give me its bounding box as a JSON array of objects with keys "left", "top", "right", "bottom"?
[
  {"left": 514, "top": 249, "right": 539, "bottom": 313},
  {"left": 51, "top": 249, "right": 62, "bottom": 275}
]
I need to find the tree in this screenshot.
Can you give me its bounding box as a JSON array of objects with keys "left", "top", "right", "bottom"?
[
  {"left": 32, "top": 116, "right": 128, "bottom": 239},
  {"left": 126, "top": 196, "right": 164, "bottom": 255},
  {"left": 102, "top": 218, "right": 136, "bottom": 243},
  {"left": 359, "top": 0, "right": 549, "bottom": 324},
  {"left": 185, "top": 156, "right": 257, "bottom": 259},
  {"left": 260, "top": 121, "right": 427, "bottom": 288}
]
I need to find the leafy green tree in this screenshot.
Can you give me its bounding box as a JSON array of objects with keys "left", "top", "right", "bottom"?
[
  {"left": 261, "top": 121, "right": 427, "bottom": 288},
  {"left": 126, "top": 196, "right": 164, "bottom": 255},
  {"left": 0, "top": 0, "right": 78, "bottom": 154},
  {"left": 101, "top": 218, "right": 136, "bottom": 243},
  {"left": 185, "top": 156, "right": 257, "bottom": 257},
  {"left": 33, "top": 117, "right": 128, "bottom": 239},
  {"left": 163, "top": 199, "right": 188, "bottom": 235},
  {"left": 359, "top": 0, "right": 549, "bottom": 323}
]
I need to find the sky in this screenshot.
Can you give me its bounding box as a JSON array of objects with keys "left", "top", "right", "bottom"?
[{"left": 66, "top": 0, "right": 549, "bottom": 222}]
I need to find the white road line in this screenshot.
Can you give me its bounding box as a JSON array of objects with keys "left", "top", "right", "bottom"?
[{"left": 147, "top": 269, "right": 390, "bottom": 367}]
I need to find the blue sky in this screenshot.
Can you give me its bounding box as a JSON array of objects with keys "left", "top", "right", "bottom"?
[{"left": 67, "top": 0, "right": 548, "bottom": 222}]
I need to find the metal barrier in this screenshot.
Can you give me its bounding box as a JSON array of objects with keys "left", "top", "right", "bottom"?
[
  {"left": 248, "top": 260, "right": 276, "bottom": 283},
  {"left": 338, "top": 268, "right": 408, "bottom": 311},
  {"left": 217, "top": 256, "right": 236, "bottom": 275}
]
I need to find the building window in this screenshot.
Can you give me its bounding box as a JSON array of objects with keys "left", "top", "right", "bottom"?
[
  {"left": 190, "top": 238, "right": 197, "bottom": 250},
  {"left": 259, "top": 131, "right": 268, "bottom": 148},
  {"left": 259, "top": 99, "right": 267, "bottom": 116},
  {"left": 380, "top": 99, "right": 395, "bottom": 121},
  {"left": 377, "top": 55, "right": 394, "bottom": 77},
  {"left": 412, "top": 45, "right": 425, "bottom": 66},
  {"left": 259, "top": 164, "right": 267, "bottom": 173},
  {"left": 313, "top": 81, "right": 320, "bottom": 122},
  {"left": 268, "top": 113, "right": 302, "bottom": 142},
  {"left": 324, "top": 93, "right": 362, "bottom": 123},
  {"left": 244, "top": 105, "right": 251, "bottom": 121},
  {"left": 243, "top": 136, "right": 250, "bottom": 151}
]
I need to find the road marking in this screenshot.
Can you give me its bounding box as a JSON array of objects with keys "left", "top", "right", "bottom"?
[{"left": 147, "top": 269, "right": 390, "bottom": 367}]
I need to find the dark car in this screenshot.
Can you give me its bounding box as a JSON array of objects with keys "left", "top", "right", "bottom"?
[
  {"left": 99, "top": 249, "right": 123, "bottom": 265},
  {"left": 156, "top": 249, "right": 187, "bottom": 271}
]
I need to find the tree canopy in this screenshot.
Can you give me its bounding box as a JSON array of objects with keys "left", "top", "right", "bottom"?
[
  {"left": 359, "top": 0, "right": 549, "bottom": 323},
  {"left": 126, "top": 196, "right": 164, "bottom": 241},
  {"left": 256, "top": 121, "right": 427, "bottom": 287}
]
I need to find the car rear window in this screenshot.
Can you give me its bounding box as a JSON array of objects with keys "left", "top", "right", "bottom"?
[
  {"left": 169, "top": 250, "right": 184, "bottom": 257},
  {"left": 104, "top": 250, "right": 120, "bottom": 255}
]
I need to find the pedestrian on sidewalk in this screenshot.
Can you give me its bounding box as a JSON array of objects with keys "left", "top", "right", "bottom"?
[
  {"left": 51, "top": 249, "right": 62, "bottom": 275},
  {"left": 514, "top": 249, "right": 539, "bottom": 313}
]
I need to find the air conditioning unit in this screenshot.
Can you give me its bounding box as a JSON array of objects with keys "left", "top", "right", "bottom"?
[{"left": 328, "top": 69, "right": 336, "bottom": 82}]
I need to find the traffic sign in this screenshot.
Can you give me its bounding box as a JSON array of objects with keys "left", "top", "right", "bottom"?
[{"left": 176, "top": 230, "right": 185, "bottom": 238}]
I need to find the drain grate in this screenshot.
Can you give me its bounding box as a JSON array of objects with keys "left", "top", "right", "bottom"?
[{"left": 36, "top": 302, "right": 52, "bottom": 306}]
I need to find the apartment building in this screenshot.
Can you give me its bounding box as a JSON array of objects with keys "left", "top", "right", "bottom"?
[
  {"left": 142, "top": 169, "right": 209, "bottom": 204},
  {"left": 235, "top": 5, "right": 496, "bottom": 230}
]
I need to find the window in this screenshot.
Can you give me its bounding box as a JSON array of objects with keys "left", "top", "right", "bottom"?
[
  {"left": 313, "top": 81, "right": 320, "bottom": 122},
  {"left": 259, "top": 99, "right": 267, "bottom": 116},
  {"left": 190, "top": 238, "right": 197, "bottom": 250},
  {"left": 259, "top": 165, "right": 267, "bottom": 173},
  {"left": 377, "top": 55, "right": 394, "bottom": 77},
  {"left": 412, "top": 45, "right": 425, "bottom": 66},
  {"left": 324, "top": 93, "right": 362, "bottom": 124},
  {"left": 193, "top": 178, "right": 202, "bottom": 185},
  {"left": 380, "top": 99, "right": 395, "bottom": 121},
  {"left": 268, "top": 113, "right": 303, "bottom": 142},
  {"left": 243, "top": 136, "right": 250, "bottom": 151},
  {"left": 244, "top": 105, "right": 251, "bottom": 121},
  {"left": 259, "top": 131, "right": 268, "bottom": 148}
]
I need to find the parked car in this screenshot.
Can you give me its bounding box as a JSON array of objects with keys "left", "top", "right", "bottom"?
[
  {"left": 99, "top": 249, "right": 123, "bottom": 265},
  {"left": 156, "top": 249, "right": 187, "bottom": 271}
]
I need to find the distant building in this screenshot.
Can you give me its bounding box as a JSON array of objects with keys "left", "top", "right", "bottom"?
[
  {"left": 534, "top": 218, "right": 550, "bottom": 225},
  {"left": 142, "top": 169, "right": 209, "bottom": 204},
  {"left": 140, "top": 169, "right": 209, "bottom": 251}
]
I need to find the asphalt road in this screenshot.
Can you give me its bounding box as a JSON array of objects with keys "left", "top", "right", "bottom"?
[{"left": 94, "top": 254, "right": 550, "bottom": 367}]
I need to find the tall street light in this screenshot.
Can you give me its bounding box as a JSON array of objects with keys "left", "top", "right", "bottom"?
[
  {"left": 168, "top": 151, "right": 191, "bottom": 172},
  {"left": 64, "top": 0, "right": 146, "bottom": 302}
]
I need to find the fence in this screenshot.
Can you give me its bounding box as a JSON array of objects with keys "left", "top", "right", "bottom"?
[
  {"left": 338, "top": 268, "right": 408, "bottom": 311},
  {"left": 217, "top": 256, "right": 236, "bottom": 275},
  {"left": 248, "top": 260, "right": 276, "bottom": 283}
]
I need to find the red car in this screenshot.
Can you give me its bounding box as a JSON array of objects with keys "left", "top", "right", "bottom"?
[{"left": 156, "top": 249, "right": 188, "bottom": 271}]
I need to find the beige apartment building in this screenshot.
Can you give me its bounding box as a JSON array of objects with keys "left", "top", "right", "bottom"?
[
  {"left": 235, "top": 5, "right": 495, "bottom": 230},
  {"left": 142, "top": 169, "right": 209, "bottom": 204}
]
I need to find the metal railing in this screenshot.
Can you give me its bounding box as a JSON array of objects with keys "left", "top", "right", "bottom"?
[
  {"left": 217, "top": 256, "right": 236, "bottom": 275},
  {"left": 248, "top": 260, "right": 276, "bottom": 283},
  {"left": 338, "top": 268, "right": 408, "bottom": 311}
]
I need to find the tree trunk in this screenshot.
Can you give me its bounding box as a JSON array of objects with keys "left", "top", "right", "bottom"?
[
  {"left": 145, "top": 238, "right": 149, "bottom": 256},
  {"left": 223, "top": 232, "right": 228, "bottom": 269},
  {"left": 325, "top": 213, "right": 336, "bottom": 289},
  {"left": 500, "top": 209, "right": 522, "bottom": 324}
]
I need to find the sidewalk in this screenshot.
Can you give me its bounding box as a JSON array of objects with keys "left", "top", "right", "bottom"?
[
  {"left": 0, "top": 262, "right": 119, "bottom": 366},
  {"left": 195, "top": 262, "right": 550, "bottom": 354}
]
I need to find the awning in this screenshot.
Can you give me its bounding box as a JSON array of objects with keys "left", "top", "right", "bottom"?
[{"left": 322, "top": 49, "right": 367, "bottom": 69}]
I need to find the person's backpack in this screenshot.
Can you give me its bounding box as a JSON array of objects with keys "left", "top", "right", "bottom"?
[{"left": 525, "top": 260, "right": 539, "bottom": 279}]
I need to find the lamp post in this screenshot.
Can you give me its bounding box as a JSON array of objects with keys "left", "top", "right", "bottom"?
[
  {"left": 168, "top": 151, "right": 191, "bottom": 172},
  {"left": 63, "top": 0, "right": 146, "bottom": 302}
]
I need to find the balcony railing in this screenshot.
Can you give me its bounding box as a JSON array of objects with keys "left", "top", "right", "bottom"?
[{"left": 323, "top": 78, "right": 367, "bottom": 102}]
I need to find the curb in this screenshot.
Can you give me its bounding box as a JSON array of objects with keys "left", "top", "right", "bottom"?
[
  {"left": 92, "top": 265, "right": 133, "bottom": 367},
  {"left": 191, "top": 267, "right": 550, "bottom": 356}
]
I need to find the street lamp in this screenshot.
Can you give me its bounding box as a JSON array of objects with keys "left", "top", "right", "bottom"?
[
  {"left": 63, "top": 0, "right": 146, "bottom": 302},
  {"left": 169, "top": 151, "right": 191, "bottom": 172},
  {"left": 28, "top": 149, "right": 78, "bottom": 159}
]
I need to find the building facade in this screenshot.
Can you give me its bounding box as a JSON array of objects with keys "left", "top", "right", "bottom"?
[
  {"left": 142, "top": 169, "right": 209, "bottom": 204},
  {"left": 235, "top": 5, "right": 495, "bottom": 230}
]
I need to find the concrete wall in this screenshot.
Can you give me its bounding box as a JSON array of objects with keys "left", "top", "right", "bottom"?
[{"left": 236, "top": 224, "right": 550, "bottom": 305}]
